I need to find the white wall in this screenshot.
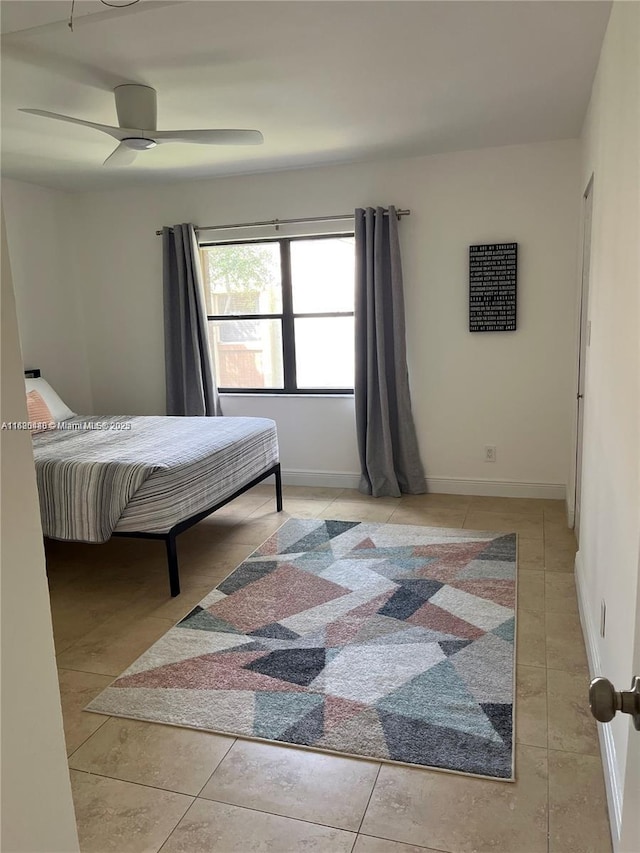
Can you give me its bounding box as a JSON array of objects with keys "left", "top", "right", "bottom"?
[
  {"left": 2, "top": 178, "right": 93, "bottom": 413},
  {"left": 0, "top": 211, "right": 79, "bottom": 852},
  {"left": 574, "top": 3, "right": 640, "bottom": 846},
  {"left": 67, "top": 139, "right": 580, "bottom": 495},
  {"left": 221, "top": 394, "right": 359, "bottom": 487}
]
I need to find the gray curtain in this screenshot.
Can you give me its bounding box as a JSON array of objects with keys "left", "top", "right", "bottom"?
[
  {"left": 354, "top": 206, "right": 426, "bottom": 497},
  {"left": 162, "top": 223, "right": 221, "bottom": 416}
]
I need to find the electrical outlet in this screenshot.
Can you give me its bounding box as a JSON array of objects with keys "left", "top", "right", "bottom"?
[
  {"left": 600, "top": 600, "right": 606, "bottom": 638},
  {"left": 484, "top": 445, "right": 497, "bottom": 463}
]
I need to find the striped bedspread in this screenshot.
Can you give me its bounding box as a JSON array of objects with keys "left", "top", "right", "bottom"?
[{"left": 32, "top": 415, "right": 279, "bottom": 543}]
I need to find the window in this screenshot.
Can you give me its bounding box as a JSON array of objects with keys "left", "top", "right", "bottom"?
[{"left": 201, "top": 235, "right": 355, "bottom": 393}]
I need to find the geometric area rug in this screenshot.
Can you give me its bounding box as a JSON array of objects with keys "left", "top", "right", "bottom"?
[{"left": 87, "top": 519, "right": 517, "bottom": 780}]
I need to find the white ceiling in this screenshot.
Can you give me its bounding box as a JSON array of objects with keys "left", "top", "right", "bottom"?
[{"left": 0, "top": 0, "right": 611, "bottom": 191}]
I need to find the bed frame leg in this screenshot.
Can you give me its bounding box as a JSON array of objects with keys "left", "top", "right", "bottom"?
[
  {"left": 275, "top": 463, "right": 283, "bottom": 512},
  {"left": 165, "top": 534, "right": 180, "bottom": 597}
]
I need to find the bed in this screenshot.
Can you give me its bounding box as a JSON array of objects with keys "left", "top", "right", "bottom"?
[{"left": 26, "top": 371, "right": 282, "bottom": 596}]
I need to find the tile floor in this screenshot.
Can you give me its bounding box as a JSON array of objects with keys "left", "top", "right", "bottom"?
[{"left": 48, "top": 487, "right": 613, "bottom": 853}]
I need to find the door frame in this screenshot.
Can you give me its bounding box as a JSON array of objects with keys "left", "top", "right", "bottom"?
[{"left": 573, "top": 174, "right": 594, "bottom": 538}]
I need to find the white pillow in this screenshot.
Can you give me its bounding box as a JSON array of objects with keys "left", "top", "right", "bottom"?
[{"left": 25, "top": 378, "right": 75, "bottom": 422}]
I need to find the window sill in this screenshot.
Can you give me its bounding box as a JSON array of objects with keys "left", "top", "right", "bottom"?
[{"left": 219, "top": 392, "right": 354, "bottom": 400}]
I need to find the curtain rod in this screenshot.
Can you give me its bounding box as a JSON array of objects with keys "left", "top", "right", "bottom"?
[{"left": 155, "top": 209, "right": 410, "bottom": 236}]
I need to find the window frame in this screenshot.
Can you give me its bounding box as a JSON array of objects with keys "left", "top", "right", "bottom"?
[{"left": 200, "top": 232, "right": 355, "bottom": 395}]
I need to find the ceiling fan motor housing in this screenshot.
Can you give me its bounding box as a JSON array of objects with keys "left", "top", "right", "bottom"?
[{"left": 115, "top": 84, "right": 157, "bottom": 131}]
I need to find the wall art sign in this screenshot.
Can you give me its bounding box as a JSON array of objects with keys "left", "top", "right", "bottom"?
[{"left": 469, "top": 242, "right": 517, "bottom": 332}]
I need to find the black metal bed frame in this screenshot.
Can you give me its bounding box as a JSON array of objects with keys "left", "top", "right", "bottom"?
[
  {"left": 113, "top": 462, "right": 283, "bottom": 597},
  {"left": 24, "top": 368, "right": 283, "bottom": 597}
]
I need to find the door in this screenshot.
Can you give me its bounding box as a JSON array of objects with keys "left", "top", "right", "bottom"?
[
  {"left": 589, "top": 551, "right": 640, "bottom": 852},
  {"left": 619, "top": 553, "right": 640, "bottom": 851},
  {"left": 574, "top": 177, "right": 594, "bottom": 538}
]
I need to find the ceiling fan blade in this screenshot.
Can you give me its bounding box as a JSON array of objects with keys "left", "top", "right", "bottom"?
[
  {"left": 19, "top": 109, "right": 130, "bottom": 141},
  {"left": 153, "top": 129, "right": 263, "bottom": 146},
  {"left": 103, "top": 143, "right": 139, "bottom": 167}
]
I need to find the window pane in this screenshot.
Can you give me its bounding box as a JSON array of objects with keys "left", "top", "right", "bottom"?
[
  {"left": 209, "top": 319, "right": 283, "bottom": 388},
  {"left": 201, "top": 243, "right": 282, "bottom": 315},
  {"left": 290, "top": 237, "right": 355, "bottom": 313},
  {"left": 295, "top": 317, "right": 354, "bottom": 388}
]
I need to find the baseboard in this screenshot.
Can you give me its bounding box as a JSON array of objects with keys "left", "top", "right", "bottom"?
[
  {"left": 424, "top": 477, "right": 565, "bottom": 499},
  {"left": 575, "top": 551, "right": 623, "bottom": 847},
  {"left": 276, "top": 471, "right": 566, "bottom": 499},
  {"left": 280, "top": 470, "right": 361, "bottom": 489}
]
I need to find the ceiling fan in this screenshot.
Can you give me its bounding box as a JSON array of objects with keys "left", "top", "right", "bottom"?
[{"left": 19, "top": 84, "right": 264, "bottom": 166}]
